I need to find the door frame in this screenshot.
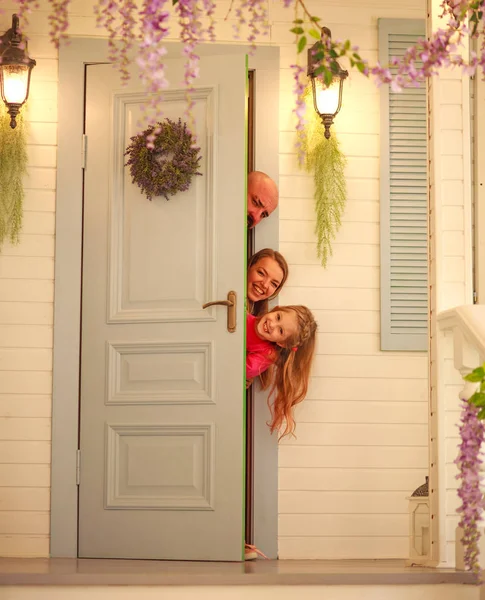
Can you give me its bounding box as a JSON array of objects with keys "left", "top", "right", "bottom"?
[
  {"left": 474, "top": 74, "right": 485, "bottom": 303},
  {"left": 51, "top": 38, "right": 280, "bottom": 558}
]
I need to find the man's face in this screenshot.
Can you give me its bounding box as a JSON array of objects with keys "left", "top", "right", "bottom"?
[{"left": 247, "top": 175, "right": 278, "bottom": 229}]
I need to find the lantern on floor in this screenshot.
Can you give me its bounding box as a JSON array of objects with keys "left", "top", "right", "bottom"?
[
  {"left": 307, "top": 27, "right": 348, "bottom": 140},
  {"left": 406, "top": 476, "right": 430, "bottom": 566},
  {"left": 0, "top": 14, "right": 36, "bottom": 129}
]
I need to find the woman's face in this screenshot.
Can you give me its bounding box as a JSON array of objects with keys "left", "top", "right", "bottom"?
[{"left": 247, "top": 256, "right": 284, "bottom": 303}]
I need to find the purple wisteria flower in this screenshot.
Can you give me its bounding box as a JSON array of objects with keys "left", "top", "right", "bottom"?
[
  {"left": 455, "top": 397, "right": 485, "bottom": 576},
  {"left": 47, "top": 0, "right": 70, "bottom": 48},
  {"left": 175, "top": 0, "right": 217, "bottom": 133},
  {"left": 136, "top": 0, "right": 170, "bottom": 143},
  {"left": 94, "top": 0, "right": 117, "bottom": 63},
  {"left": 14, "top": 0, "right": 40, "bottom": 27},
  {"left": 94, "top": 0, "right": 137, "bottom": 83},
  {"left": 201, "top": 0, "right": 216, "bottom": 42},
  {"left": 232, "top": 0, "right": 269, "bottom": 53},
  {"left": 176, "top": 0, "right": 204, "bottom": 132},
  {"left": 290, "top": 63, "right": 306, "bottom": 165},
  {"left": 13, "top": 0, "right": 485, "bottom": 152},
  {"left": 369, "top": 0, "right": 485, "bottom": 89},
  {"left": 118, "top": 0, "right": 138, "bottom": 83}
]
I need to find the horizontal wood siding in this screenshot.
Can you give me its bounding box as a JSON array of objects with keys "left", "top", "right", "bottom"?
[{"left": 276, "top": 0, "right": 428, "bottom": 559}]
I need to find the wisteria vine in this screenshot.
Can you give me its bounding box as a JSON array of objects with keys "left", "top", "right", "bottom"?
[
  {"left": 11, "top": 0, "right": 485, "bottom": 134},
  {"left": 136, "top": 0, "right": 170, "bottom": 144},
  {"left": 457, "top": 365, "right": 485, "bottom": 576},
  {"left": 229, "top": 0, "right": 270, "bottom": 53},
  {"left": 47, "top": 0, "right": 69, "bottom": 48},
  {"left": 13, "top": 0, "right": 38, "bottom": 28},
  {"left": 94, "top": 0, "right": 122, "bottom": 78},
  {"left": 456, "top": 399, "right": 485, "bottom": 577},
  {"left": 175, "top": 0, "right": 213, "bottom": 132}
]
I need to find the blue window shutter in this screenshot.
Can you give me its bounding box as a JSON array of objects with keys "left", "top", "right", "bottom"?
[{"left": 379, "top": 19, "right": 428, "bottom": 351}]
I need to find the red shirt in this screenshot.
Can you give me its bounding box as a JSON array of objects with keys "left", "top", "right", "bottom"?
[{"left": 246, "top": 314, "right": 276, "bottom": 378}]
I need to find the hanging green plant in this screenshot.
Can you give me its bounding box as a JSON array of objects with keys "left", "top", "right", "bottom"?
[
  {"left": 298, "top": 85, "right": 347, "bottom": 267},
  {"left": 0, "top": 103, "right": 27, "bottom": 246}
]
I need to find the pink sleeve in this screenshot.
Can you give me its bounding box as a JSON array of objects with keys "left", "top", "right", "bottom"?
[{"left": 246, "top": 351, "right": 274, "bottom": 379}]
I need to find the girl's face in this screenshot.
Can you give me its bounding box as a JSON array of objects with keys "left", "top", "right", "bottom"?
[
  {"left": 247, "top": 257, "right": 284, "bottom": 303},
  {"left": 256, "top": 309, "right": 299, "bottom": 347}
]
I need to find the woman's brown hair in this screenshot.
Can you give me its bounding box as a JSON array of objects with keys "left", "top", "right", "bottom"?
[
  {"left": 260, "top": 305, "right": 317, "bottom": 439},
  {"left": 247, "top": 249, "right": 289, "bottom": 317}
]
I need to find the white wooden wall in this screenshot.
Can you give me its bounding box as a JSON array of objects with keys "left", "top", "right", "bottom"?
[
  {"left": 0, "top": 0, "right": 429, "bottom": 559},
  {"left": 276, "top": 0, "right": 428, "bottom": 559},
  {"left": 0, "top": 12, "right": 57, "bottom": 557}
]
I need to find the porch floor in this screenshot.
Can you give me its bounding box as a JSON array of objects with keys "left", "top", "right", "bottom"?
[{"left": 0, "top": 558, "right": 474, "bottom": 586}]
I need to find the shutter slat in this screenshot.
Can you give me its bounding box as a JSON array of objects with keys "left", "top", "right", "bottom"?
[
  {"left": 391, "top": 155, "right": 427, "bottom": 162},
  {"left": 390, "top": 132, "right": 427, "bottom": 140},
  {"left": 390, "top": 97, "right": 426, "bottom": 104},
  {"left": 390, "top": 308, "right": 428, "bottom": 315},
  {"left": 391, "top": 223, "right": 427, "bottom": 229},
  {"left": 391, "top": 301, "right": 428, "bottom": 308},
  {"left": 391, "top": 208, "right": 427, "bottom": 214},
  {"left": 391, "top": 259, "right": 428, "bottom": 264},
  {"left": 391, "top": 289, "right": 428, "bottom": 295},
  {"left": 387, "top": 84, "right": 425, "bottom": 93},
  {"left": 390, "top": 128, "right": 427, "bottom": 134},
  {"left": 390, "top": 177, "right": 427, "bottom": 184},
  {"left": 391, "top": 247, "right": 428, "bottom": 254},
  {"left": 390, "top": 194, "right": 428, "bottom": 202},
  {"left": 391, "top": 108, "right": 427, "bottom": 117},
  {"left": 391, "top": 318, "right": 428, "bottom": 324},
  {"left": 391, "top": 204, "right": 427, "bottom": 209},
  {"left": 389, "top": 139, "right": 427, "bottom": 147},
  {"left": 391, "top": 184, "right": 427, "bottom": 192}
]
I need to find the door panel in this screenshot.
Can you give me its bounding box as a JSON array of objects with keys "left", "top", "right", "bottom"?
[
  {"left": 109, "top": 87, "right": 217, "bottom": 323},
  {"left": 79, "top": 54, "right": 247, "bottom": 561}
]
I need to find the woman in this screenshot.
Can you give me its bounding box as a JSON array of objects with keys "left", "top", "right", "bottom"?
[
  {"left": 247, "top": 248, "right": 289, "bottom": 317},
  {"left": 246, "top": 248, "right": 288, "bottom": 392}
]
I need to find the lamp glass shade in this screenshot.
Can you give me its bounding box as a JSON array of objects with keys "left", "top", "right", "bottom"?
[
  {"left": 313, "top": 78, "right": 340, "bottom": 116},
  {"left": 0, "top": 64, "right": 30, "bottom": 104}
]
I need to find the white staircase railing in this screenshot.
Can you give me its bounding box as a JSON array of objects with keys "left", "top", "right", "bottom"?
[{"left": 438, "top": 305, "right": 485, "bottom": 568}]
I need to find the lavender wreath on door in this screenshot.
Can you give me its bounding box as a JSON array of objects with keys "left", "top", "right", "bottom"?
[{"left": 124, "top": 118, "right": 202, "bottom": 201}]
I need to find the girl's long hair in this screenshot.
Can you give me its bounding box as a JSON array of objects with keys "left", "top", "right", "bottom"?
[
  {"left": 261, "top": 305, "right": 317, "bottom": 439},
  {"left": 247, "top": 249, "right": 289, "bottom": 317}
]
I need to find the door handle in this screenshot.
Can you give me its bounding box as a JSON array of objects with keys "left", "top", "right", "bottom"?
[{"left": 203, "top": 291, "right": 237, "bottom": 333}]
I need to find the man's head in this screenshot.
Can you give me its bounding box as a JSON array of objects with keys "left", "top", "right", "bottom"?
[{"left": 247, "top": 171, "right": 278, "bottom": 229}]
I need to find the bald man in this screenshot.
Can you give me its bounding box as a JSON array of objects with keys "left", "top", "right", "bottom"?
[{"left": 247, "top": 171, "right": 279, "bottom": 229}]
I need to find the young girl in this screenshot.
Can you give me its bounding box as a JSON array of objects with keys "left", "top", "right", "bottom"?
[{"left": 246, "top": 305, "right": 317, "bottom": 439}]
